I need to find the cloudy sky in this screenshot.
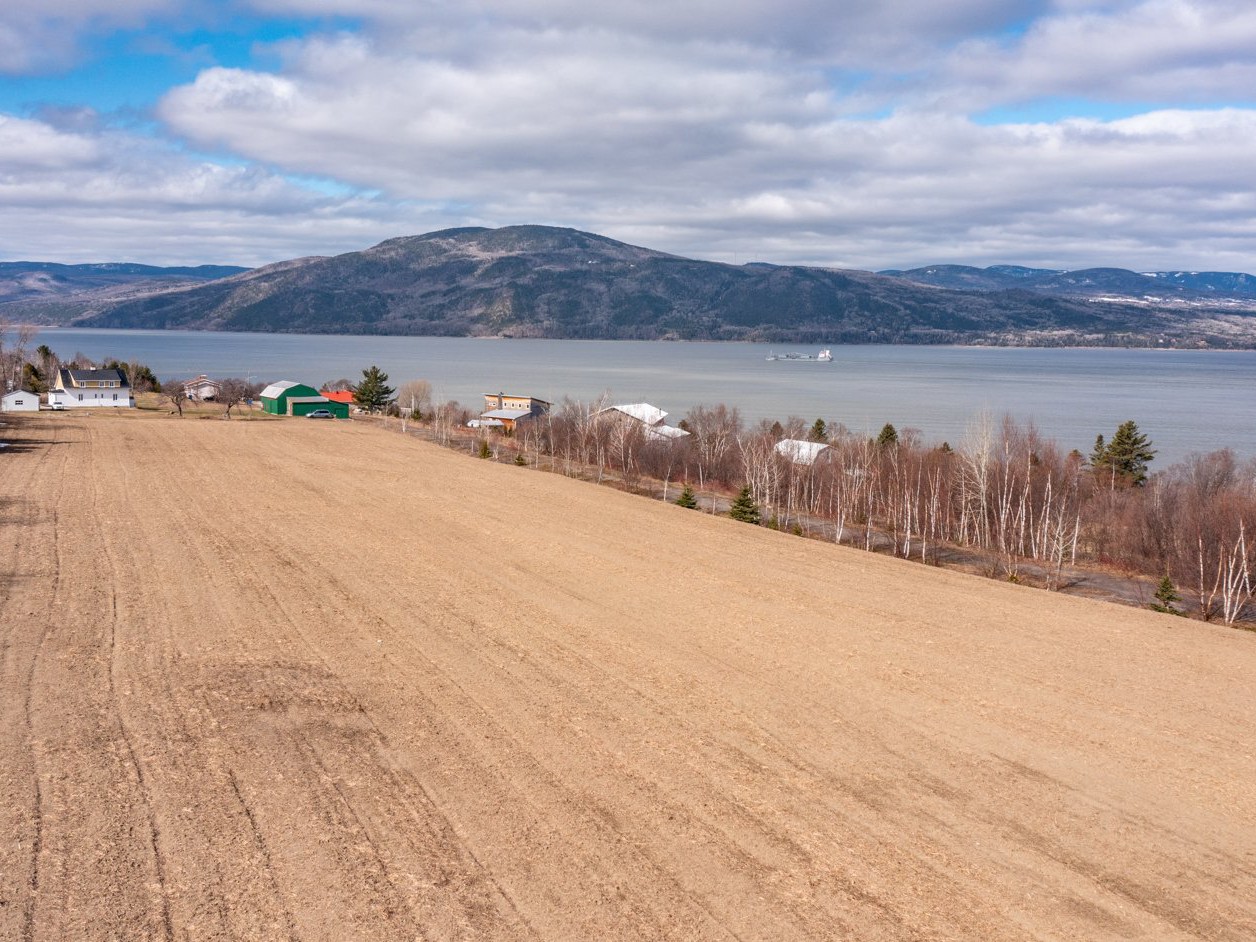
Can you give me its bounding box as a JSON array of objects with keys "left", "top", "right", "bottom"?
[{"left": 1, "top": 1, "right": 1254, "bottom": 271}]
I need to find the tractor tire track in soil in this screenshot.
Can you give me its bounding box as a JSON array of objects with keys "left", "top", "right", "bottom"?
[{"left": 1, "top": 410, "right": 1254, "bottom": 940}]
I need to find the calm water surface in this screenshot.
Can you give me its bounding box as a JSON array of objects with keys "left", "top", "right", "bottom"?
[{"left": 31, "top": 328, "right": 1256, "bottom": 465}]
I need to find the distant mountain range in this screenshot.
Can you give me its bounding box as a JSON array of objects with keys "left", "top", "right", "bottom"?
[
  {"left": 5, "top": 227, "right": 1256, "bottom": 346},
  {"left": 0, "top": 261, "right": 250, "bottom": 323},
  {"left": 880, "top": 264, "right": 1256, "bottom": 301}
]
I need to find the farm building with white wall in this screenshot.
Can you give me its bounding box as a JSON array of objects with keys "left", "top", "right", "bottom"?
[
  {"left": 1, "top": 390, "right": 40, "bottom": 412},
  {"left": 47, "top": 368, "right": 134, "bottom": 409}
]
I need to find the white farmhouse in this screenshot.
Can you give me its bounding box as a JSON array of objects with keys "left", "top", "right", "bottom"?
[
  {"left": 48, "top": 368, "right": 134, "bottom": 409},
  {"left": 183, "top": 374, "right": 222, "bottom": 401},
  {"left": 1, "top": 390, "right": 40, "bottom": 412}
]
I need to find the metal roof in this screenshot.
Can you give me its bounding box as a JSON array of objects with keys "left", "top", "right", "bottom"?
[
  {"left": 259, "top": 380, "right": 305, "bottom": 399},
  {"left": 480, "top": 408, "right": 533, "bottom": 420},
  {"left": 775, "top": 439, "right": 830, "bottom": 465},
  {"left": 60, "top": 367, "right": 128, "bottom": 386},
  {"left": 483, "top": 393, "right": 551, "bottom": 406},
  {"left": 645, "top": 424, "right": 690, "bottom": 440},
  {"left": 599, "top": 403, "right": 668, "bottom": 425}
]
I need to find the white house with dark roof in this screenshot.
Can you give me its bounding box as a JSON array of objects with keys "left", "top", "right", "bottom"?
[{"left": 48, "top": 368, "right": 133, "bottom": 409}]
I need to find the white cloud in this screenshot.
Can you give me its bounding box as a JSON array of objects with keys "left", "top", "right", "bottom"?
[
  {"left": 5, "top": 1, "right": 1256, "bottom": 271},
  {"left": 0, "top": 0, "right": 180, "bottom": 73},
  {"left": 160, "top": 30, "right": 822, "bottom": 195},
  {"left": 0, "top": 113, "right": 458, "bottom": 264},
  {"left": 150, "top": 16, "right": 1256, "bottom": 271},
  {"left": 943, "top": 1, "right": 1256, "bottom": 108},
  {"left": 248, "top": 0, "right": 1044, "bottom": 66}
]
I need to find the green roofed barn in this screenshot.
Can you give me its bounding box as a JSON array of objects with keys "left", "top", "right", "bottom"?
[{"left": 259, "top": 380, "right": 349, "bottom": 418}]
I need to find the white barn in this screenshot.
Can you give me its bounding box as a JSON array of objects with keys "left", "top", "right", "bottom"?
[{"left": 1, "top": 390, "right": 40, "bottom": 412}]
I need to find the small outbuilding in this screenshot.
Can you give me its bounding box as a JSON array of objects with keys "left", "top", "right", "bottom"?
[
  {"left": 1, "top": 390, "right": 40, "bottom": 412},
  {"left": 259, "top": 381, "right": 349, "bottom": 418}
]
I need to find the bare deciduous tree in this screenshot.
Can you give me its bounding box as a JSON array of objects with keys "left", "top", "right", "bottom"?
[
  {"left": 161, "top": 378, "right": 190, "bottom": 417},
  {"left": 218, "top": 378, "right": 249, "bottom": 418},
  {"left": 397, "top": 379, "right": 433, "bottom": 419}
]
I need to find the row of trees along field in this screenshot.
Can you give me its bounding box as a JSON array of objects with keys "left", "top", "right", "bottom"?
[{"left": 490, "top": 399, "right": 1253, "bottom": 626}]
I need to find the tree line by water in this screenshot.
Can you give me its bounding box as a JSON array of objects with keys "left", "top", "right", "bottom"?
[
  {"left": 6, "top": 333, "right": 1250, "bottom": 626},
  {"left": 489, "top": 398, "right": 1254, "bottom": 627}
]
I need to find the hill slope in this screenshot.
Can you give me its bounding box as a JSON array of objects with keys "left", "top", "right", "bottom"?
[
  {"left": 11, "top": 226, "right": 1256, "bottom": 345},
  {"left": 71, "top": 226, "right": 1252, "bottom": 345},
  {"left": 882, "top": 263, "right": 1256, "bottom": 302},
  {"left": 0, "top": 261, "right": 250, "bottom": 322},
  {"left": 3, "top": 411, "right": 1254, "bottom": 939}
]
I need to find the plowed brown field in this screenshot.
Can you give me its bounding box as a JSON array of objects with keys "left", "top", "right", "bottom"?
[{"left": 1, "top": 411, "right": 1254, "bottom": 941}]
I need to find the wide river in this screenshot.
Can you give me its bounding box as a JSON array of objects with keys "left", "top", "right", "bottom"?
[{"left": 29, "top": 328, "right": 1256, "bottom": 465}]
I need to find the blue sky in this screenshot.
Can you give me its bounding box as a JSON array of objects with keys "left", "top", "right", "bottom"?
[{"left": 2, "top": 1, "right": 1255, "bottom": 271}]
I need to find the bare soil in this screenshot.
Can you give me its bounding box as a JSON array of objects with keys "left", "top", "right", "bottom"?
[{"left": 2, "top": 411, "right": 1254, "bottom": 940}]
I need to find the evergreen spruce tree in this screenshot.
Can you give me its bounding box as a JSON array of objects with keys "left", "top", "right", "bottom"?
[
  {"left": 728, "top": 485, "right": 761, "bottom": 524},
  {"left": 352, "top": 365, "right": 396, "bottom": 413},
  {"left": 1090, "top": 434, "right": 1107, "bottom": 467},
  {"left": 1090, "top": 422, "right": 1155, "bottom": 486},
  {"left": 21, "top": 362, "right": 44, "bottom": 393},
  {"left": 809, "top": 418, "right": 828, "bottom": 442},
  {"left": 478, "top": 439, "right": 492, "bottom": 459},
  {"left": 876, "top": 423, "right": 899, "bottom": 448},
  {"left": 1106, "top": 420, "right": 1156, "bottom": 486},
  {"left": 675, "top": 483, "right": 699, "bottom": 509},
  {"left": 1150, "top": 576, "right": 1184, "bottom": 615}
]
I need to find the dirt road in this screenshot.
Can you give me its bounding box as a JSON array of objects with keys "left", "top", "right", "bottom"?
[{"left": 2, "top": 411, "right": 1253, "bottom": 940}]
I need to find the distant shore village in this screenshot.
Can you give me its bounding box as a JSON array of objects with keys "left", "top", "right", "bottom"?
[
  {"left": 0, "top": 365, "right": 701, "bottom": 443},
  {"left": 1, "top": 362, "right": 868, "bottom": 465},
  {"left": 1, "top": 365, "right": 708, "bottom": 442}
]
